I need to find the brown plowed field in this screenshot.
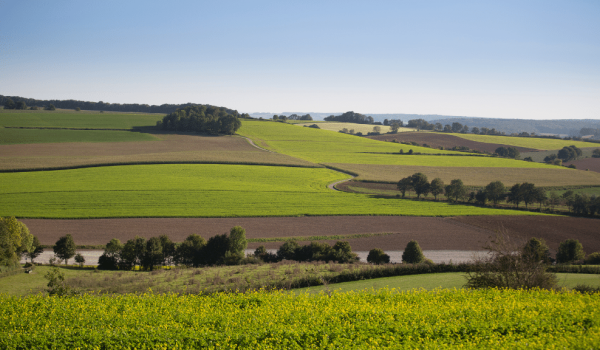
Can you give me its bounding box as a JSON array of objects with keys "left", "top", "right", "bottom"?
[
  {"left": 22, "top": 216, "right": 599, "bottom": 253},
  {"left": 452, "top": 216, "right": 600, "bottom": 254},
  {"left": 0, "top": 134, "right": 314, "bottom": 170},
  {"left": 564, "top": 157, "right": 600, "bottom": 173},
  {"left": 367, "top": 132, "right": 536, "bottom": 153}
]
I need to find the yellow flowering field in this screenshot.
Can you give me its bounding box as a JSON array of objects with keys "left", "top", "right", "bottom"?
[{"left": 1, "top": 288, "right": 599, "bottom": 349}]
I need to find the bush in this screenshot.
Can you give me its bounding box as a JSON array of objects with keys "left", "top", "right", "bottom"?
[
  {"left": 97, "top": 253, "right": 119, "bottom": 270},
  {"left": 465, "top": 232, "right": 557, "bottom": 290},
  {"left": 584, "top": 252, "right": 600, "bottom": 265},
  {"left": 402, "top": 240, "right": 425, "bottom": 264},
  {"left": 367, "top": 248, "right": 390, "bottom": 265},
  {"left": 556, "top": 239, "right": 585, "bottom": 264},
  {"left": 44, "top": 104, "right": 56, "bottom": 111}
]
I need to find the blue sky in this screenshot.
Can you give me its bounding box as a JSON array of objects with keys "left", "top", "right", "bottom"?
[{"left": 1, "top": 0, "right": 598, "bottom": 119}]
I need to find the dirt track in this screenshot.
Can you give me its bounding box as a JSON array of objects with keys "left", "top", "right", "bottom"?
[
  {"left": 22, "top": 215, "right": 599, "bottom": 253},
  {"left": 367, "top": 132, "right": 536, "bottom": 153}
]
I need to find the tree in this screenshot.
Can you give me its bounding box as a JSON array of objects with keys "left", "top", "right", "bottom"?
[
  {"left": 203, "top": 233, "right": 230, "bottom": 265},
  {"left": 141, "top": 237, "right": 163, "bottom": 270},
  {"left": 430, "top": 178, "right": 445, "bottom": 200},
  {"left": 556, "top": 239, "right": 585, "bottom": 264},
  {"left": 507, "top": 184, "right": 523, "bottom": 208},
  {"left": 562, "top": 190, "right": 575, "bottom": 212},
  {"left": 519, "top": 182, "right": 537, "bottom": 209},
  {"left": 53, "top": 234, "right": 76, "bottom": 265},
  {"left": 277, "top": 240, "right": 300, "bottom": 260},
  {"left": 397, "top": 177, "right": 413, "bottom": 198},
  {"left": 484, "top": 181, "right": 506, "bottom": 206},
  {"left": 402, "top": 240, "right": 425, "bottom": 263},
  {"left": 434, "top": 123, "right": 443, "bottom": 132},
  {"left": 1, "top": 217, "right": 33, "bottom": 269},
  {"left": 97, "top": 238, "right": 123, "bottom": 270},
  {"left": 462, "top": 125, "right": 469, "bottom": 133},
  {"left": 225, "top": 226, "right": 248, "bottom": 264},
  {"left": 507, "top": 147, "right": 520, "bottom": 159},
  {"left": 15, "top": 101, "right": 27, "bottom": 110},
  {"left": 120, "top": 236, "right": 146, "bottom": 269},
  {"left": 75, "top": 107, "right": 81, "bottom": 111},
  {"left": 471, "top": 127, "right": 480, "bottom": 134},
  {"left": 158, "top": 235, "right": 176, "bottom": 266},
  {"left": 176, "top": 234, "right": 206, "bottom": 267},
  {"left": 3, "top": 98, "right": 15, "bottom": 109},
  {"left": 367, "top": 248, "right": 390, "bottom": 264},
  {"left": 445, "top": 179, "right": 467, "bottom": 203},
  {"left": 27, "top": 236, "right": 45, "bottom": 264},
  {"left": 45, "top": 104, "right": 56, "bottom": 111},
  {"left": 372, "top": 126, "right": 381, "bottom": 134},
  {"left": 410, "top": 173, "right": 429, "bottom": 199},
  {"left": 557, "top": 146, "right": 581, "bottom": 162},
  {"left": 451, "top": 122, "right": 463, "bottom": 133},
  {"left": 572, "top": 193, "right": 590, "bottom": 215},
  {"left": 464, "top": 232, "right": 557, "bottom": 290},
  {"left": 593, "top": 149, "right": 600, "bottom": 158},
  {"left": 533, "top": 187, "right": 547, "bottom": 210},
  {"left": 548, "top": 192, "right": 560, "bottom": 211},
  {"left": 390, "top": 122, "right": 401, "bottom": 133},
  {"left": 74, "top": 253, "right": 85, "bottom": 268},
  {"left": 522, "top": 238, "right": 552, "bottom": 264},
  {"left": 474, "top": 189, "right": 487, "bottom": 205},
  {"left": 443, "top": 124, "right": 452, "bottom": 132}
]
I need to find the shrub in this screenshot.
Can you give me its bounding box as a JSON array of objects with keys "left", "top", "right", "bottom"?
[
  {"left": 522, "top": 238, "right": 553, "bottom": 264},
  {"left": 585, "top": 252, "right": 600, "bottom": 265},
  {"left": 402, "top": 240, "right": 425, "bottom": 264},
  {"left": 74, "top": 253, "right": 85, "bottom": 268},
  {"left": 556, "top": 239, "right": 585, "bottom": 264},
  {"left": 367, "top": 248, "right": 390, "bottom": 264}
]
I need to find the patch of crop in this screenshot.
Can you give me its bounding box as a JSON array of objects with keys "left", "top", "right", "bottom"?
[
  {"left": 0, "top": 164, "right": 537, "bottom": 218},
  {"left": 453, "top": 132, "right": 593, "bottom": 150},
  {"left": 327, "top": 163, "right": 600, "bottom": 186},
  {"left": 0, "top": 128, "right": 158, "bottom": 144},
  {"left": 2, "top": 288, "right": 599, "bottom": 348},
  {"left": 0, "top": 109, "right": 164, "bottom": 129}
]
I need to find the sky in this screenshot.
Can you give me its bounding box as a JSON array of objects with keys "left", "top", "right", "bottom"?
[{"left": 1, "top": 0, "right": 599, "bottom": 119}]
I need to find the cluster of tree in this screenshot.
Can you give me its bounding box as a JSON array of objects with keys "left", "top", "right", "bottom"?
[
  {"left": 544, "top": 145, "right": 583, "bottom": 164},
  {"left": 366, "top": 240, "right": 431, "bottom": 265},
  {"left": 324, "top": 111, "right": 374, "bottom": 124},
  {"left": 98, "top": 227, "right": 248, "bottom": 270},
  {"left": 383, "top": 119, "right": 403, "bottom": 127},
  {"left": 397, "top": 173, "right": 466, "bottom": 202},
  {"left": 560, "top": 190, "right": 600, "bottom": 216},
  {"left": 3, "top": 98, "right": 28, "bottom": 110},
  {"left": 156, "top": 105, "right": 243, "bottom": 135},
  {"left": 286, "top": 114, "right": 313, "bottom": 121},
  {"left": 269, "top": 240, "right": 358, "bottom": 263},
  {"left": 0, "top": 95, "right": 241, "bottom": 115},
  {"left": 494, "top": 146, "right": 520, "bottom": 159},
  {"left": 0, "top": 217, "right": 36, "bottom": 271}
]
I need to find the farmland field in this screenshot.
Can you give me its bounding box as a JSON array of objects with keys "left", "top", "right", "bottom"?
[
  {"left": 0, "top": 127, "right": 158, "bottom": 144},
  {"left": 0, "top": 133, "right": 314, "bottom": 170},
  {"left": 327, "top": 163, "right": 600, "bottom": 186},
  {"left": 294, "top": 121, "right": 417, "bottom": 134},
  {"left": 0, "top": 164, "right": 537, "bottom": 218},
  {"left": 0, "top": 109, "right": 164, "bottom": 129},
  {"left": 453, "top": 132, "right": 593, "bottom": 150},
  {"left": 2, "top": 289, "right": 599, "bottom": 348}
]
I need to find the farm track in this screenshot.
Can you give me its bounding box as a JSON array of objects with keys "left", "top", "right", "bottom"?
[{"left": 21, "top": 215, "right": 599, "bottom": 253}]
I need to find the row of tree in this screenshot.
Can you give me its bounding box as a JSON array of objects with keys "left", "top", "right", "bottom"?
[
  {"left": 0, "top": 95, "right": 239, "bottom": 115},
  {"left": 324, "top": 111, "right": 375, "bottom": 124},
  {"left": 397, "top": 173, "right": 468, "bottom": 202},
  {"left": 285, "top": 114, "right": 313, "bottom": 121},
  {"left": 156, "top": 105, "right": 244, "bottom": 135},
  {"left": 405, "top": 119, "right": 505, "bottom": 136}
]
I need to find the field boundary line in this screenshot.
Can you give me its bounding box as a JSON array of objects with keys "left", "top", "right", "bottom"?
[
  {"left": 0, "top": 161, "right": 322, "bottom": 173},
  {"left": 237, "top": 135, "right": 274, "bottom": 153}
]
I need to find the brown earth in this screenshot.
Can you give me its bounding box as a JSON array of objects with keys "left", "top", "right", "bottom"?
[
  {"left": 22, "top": 215, "right": 599, "bottom": 253},
  {"left": 452, "top": 216, "right": 600, "bottom": 254},
  {"left": 564, "top": 157, "right": 600, "bottom": 174},
  {"left": 367, "top": 132, "right": 536, "bottom": 153},
  {"left": 0, "top": 133, "right": 314, "bottom": 170}
]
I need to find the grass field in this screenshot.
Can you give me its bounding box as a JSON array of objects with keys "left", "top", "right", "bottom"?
[
  {"left": 294, "top": 122, "right": 417, "bottom": 134},
  {"left": 0, "top": 109, "right": 164, "bottom": 129},
  {"left": 453, "top": 132, "right": 593, "bottom": 150},
  {"left": 328, "top": 163, "right": 600, "bottom": 186},
  {"left": 2, "top": 288, "right": 599, "bottom": 348},
  {"left": 300, "top": 271, "right": 600, "bottom": 293},
  {"left": 238, "top": 121, "right": 566, "bottom": 168},
  {"left": 0, "top": 164, "right": 538, "bottom": 218},
  {"left": 0, "top": 127, "right": 158, "bottom": 144}
]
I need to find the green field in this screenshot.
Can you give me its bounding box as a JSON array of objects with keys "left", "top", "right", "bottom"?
[
  {"left": 0, "top": 109, "right": 164, "bottom": 129},
  {"left": 0, "top": 127, "right": 158, "bottom": 144},
  {"left": 238, "top": 121, "right": 563, "bottom": 168},
  {"left": 300, "top": 272, "right": 600, "bottom": 293},
  {"left": 2, "top": 288, "right": 599, "bottom": 348},
  {"left": 0, "top": 164, "right": 538, "bottom": 218},
  {"left": 453, "top": 132, "right": 593, "bottom": 150}
]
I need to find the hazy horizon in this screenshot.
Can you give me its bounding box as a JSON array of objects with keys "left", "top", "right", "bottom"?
[{"left": 1, "top": 1, "right": 598, "bottom": 120}]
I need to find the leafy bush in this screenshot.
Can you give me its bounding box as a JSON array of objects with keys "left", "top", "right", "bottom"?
[
  {"left": 367, "top": 248, "right": 390, "bottom": 264},
  {"left": 585, "top": 252, "right": 600, "bottom": 265},
  {"left": 402, "top": 240, "right": 425, "bottom": 264}
]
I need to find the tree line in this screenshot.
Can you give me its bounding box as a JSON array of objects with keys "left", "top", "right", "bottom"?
[
  {"left": 156, "top": 105, "right": 244, "bottom": 135},
  {"left": 324, "top": 111, "right": 375, "bottom": 124},
  {"left": 396, "top": 173, "right": 600, "bottom": 216},
  {"left": 0, "top": 94, "right": 242, "bottom": 115}
]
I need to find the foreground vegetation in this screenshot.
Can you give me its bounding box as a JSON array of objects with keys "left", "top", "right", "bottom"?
[{"left": 2, "top": 288, "right": 599, "bottom": 349}]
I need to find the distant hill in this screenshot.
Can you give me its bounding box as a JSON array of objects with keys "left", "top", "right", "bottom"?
[
  {"left": 0, "top": 95, "right": 238, "bottom": 115},
  {"left": 429, "top": 117, "right": 600, "bottom": 137},
  {"left": 250, "top": 112, "right": 469, "bottom": 123}
]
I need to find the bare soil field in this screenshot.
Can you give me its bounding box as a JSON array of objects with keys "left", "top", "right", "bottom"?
[
  {"left": 327, "top": 163, "right": 600, "bottom": 187},
  {"left": 367, "top": 132, "right": 536, "bottom": 153},
  {"left": 564, "top": 157, "right": 600, "bottom": 173},
  {"left": 0, "top": 133, "right": 314, "bottom": 170},
  {"left": 23, "top": 216, "right": 493, "bottom": 251},
  {"left": 452, "top": 216, "right": 600, "bottom": 254}
]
